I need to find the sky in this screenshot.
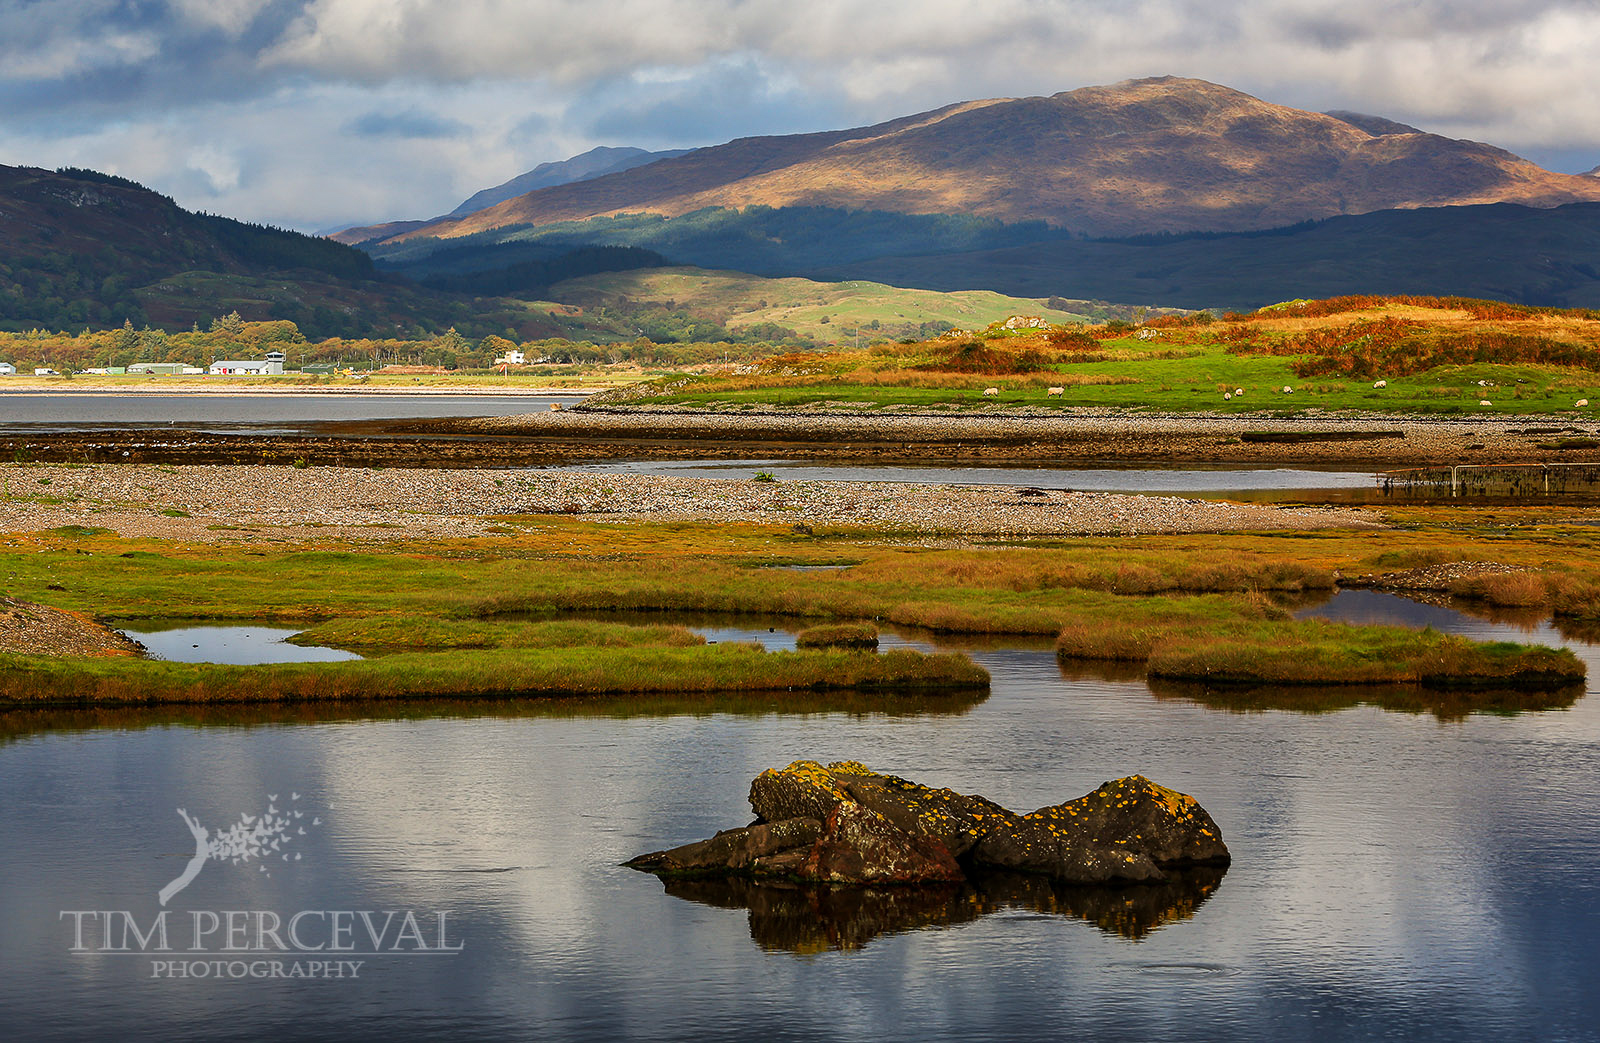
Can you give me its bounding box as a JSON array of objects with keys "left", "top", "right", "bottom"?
[{"left": 3, "top": 0, "right": 1599, "bottom": 233}]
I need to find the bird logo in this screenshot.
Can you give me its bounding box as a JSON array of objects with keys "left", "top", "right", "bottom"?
[{"left": 159, "top": 793, "right": 322, "bottom": 906}]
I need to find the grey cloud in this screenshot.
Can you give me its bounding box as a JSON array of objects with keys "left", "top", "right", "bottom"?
[
  {"left": 345, "top": 109, "right": 471, "bottom": 139},
  {"left": 2, "top": 0, "right": 1600, "bottom": 230},
  {"left": 580, "top": 58, "right": 845, "bottom": 146}
]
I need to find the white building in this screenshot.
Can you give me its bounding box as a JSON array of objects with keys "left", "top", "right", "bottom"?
[
  {"left": 0, "top": 362, "right": 15, "bottom": 375},
  {"left": 494, "top": 349, "right": 526, "bottom": 365},
  {"left": 210, "top": 350, "right": 285, "bottom": 376}
]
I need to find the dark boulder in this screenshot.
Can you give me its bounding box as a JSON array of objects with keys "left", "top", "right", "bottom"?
[
  {"left": 800, "top": 802, "right": 964, "bottom": 884},
  {"left": 972, "top": 774, "right": 1231, "bottom": 884},
  {"left": 627, "top": 761, "right": 1229, "bottom": 889}
]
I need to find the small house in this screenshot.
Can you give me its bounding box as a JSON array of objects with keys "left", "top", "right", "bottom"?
[
  {"left": 209, "top": 351, "right": 286, "bottom": 376},
  {"left": 0, "top": 362, "right": 15, "bottom": 376}
]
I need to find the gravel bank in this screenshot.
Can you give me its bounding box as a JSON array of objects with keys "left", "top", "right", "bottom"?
[
  {"left": 457, "top": 406, "right": 1600, "bottom": 466},
  {"left": 0, "top": 464, "right": 1383, "bottom": 542},
  {"left": 0, "top": 596, "right": 140, "bottom": 656}
]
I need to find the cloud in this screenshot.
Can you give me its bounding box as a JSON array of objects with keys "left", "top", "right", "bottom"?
[
  {"left": 2, "top": 0, "right": 1599, "bottom": 230},
  {"left": 345, "top": 108, "right": 471, "bottom": 139}
]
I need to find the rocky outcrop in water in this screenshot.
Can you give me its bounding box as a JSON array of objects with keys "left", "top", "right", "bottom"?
[{"left": 626, "top": 761, "right": 1229, "bottom": 887}]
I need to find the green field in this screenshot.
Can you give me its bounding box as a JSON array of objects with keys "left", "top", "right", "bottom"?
[
  {"left": 548, "top": 266, "right": 1117, "bottom": 343},
  {"left": 621, "top": 298, "right": 1600, "bottom": 416}
]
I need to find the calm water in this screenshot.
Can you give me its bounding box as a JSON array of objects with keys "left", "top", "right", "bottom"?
[
  {"left": 560, "top": 458, "right": 1378, "bottom": 494},
  {"left": 1, "top": 595, "right": 1596, "bottom": 1041},
  {"left": 118, "top": 623, "right": 362, "bottom": 665},
  {"left": 0, "top": 393, "right": 579, "bottom": 434}
]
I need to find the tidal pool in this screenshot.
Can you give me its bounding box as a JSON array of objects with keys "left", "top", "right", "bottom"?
[
  {"left": 117, "top": 622, "right": 362, "bottom": 665},
  {"left": 1, "top": 597, "right": 1596, "bottom": 1041}
]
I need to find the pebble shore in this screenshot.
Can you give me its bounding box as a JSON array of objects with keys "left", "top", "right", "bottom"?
[
  {"left": 456, "top": 405, "right": 1600, "bottom": 466},
  {"left": 0, "top": 463, "right": 1383, "bottom": 543}
]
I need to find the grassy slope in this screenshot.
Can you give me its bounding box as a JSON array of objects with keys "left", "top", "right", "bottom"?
[
  {"left": 631, "top": 299, "right": 1600, "bottom": 415},
  {"left": 547, "top": 266, "right": 1098, "bottom": 342}
]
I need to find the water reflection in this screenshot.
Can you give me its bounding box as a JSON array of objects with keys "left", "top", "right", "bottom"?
[
  {"left": 118, "top": 622, "right": 362, "bottom": 665},
  {"left": 0, "top": 687, "right": 989, "bottom": 746},
  {"left": 655, "top": 865, "right": 1228, "bottom": 952},
  {"left": 1147, "top": 678, "right": 1584, "bottom": 720}
]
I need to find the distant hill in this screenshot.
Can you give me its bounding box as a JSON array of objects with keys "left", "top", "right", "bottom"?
[
  {"left": 0, "top": 165, "right": 652, "bottom": 339},
  {"left": 332, "top": 146, "right": 694, "bottom": 245},
  {"left": 811, "top": 202, "right": 1600, "bottom": 311},
  {"left": 446, "top": 146, "right": 693, "bottom": 218},
  {"left": 545, "top": 266, "right": 1140, "bottom": 342},
  {"left": 367, "top": 76, "right": 1600, "bottom": 247}
]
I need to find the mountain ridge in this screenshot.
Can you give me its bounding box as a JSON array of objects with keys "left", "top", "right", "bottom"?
[
  {"left": 368, "top": 77, "right": 1600, "bottom": 246},
  {"left": 447, "top": 146, "right": 694, "bottom": 219}
]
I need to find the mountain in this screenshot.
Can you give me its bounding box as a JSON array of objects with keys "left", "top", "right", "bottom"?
[
  {"left": 811, "top": 202, "right": 1600, "bottom": 311},
  {"left": 0, "top": 164, "right": 638, "bottom": 339},
  {"left": 369, "top": 77, "right": 1600, "bottom": 246},
  {"left": 1322, "top": 110, "right": 1424, "bottom": 136},
  {"left": 332, "top": 146, "right": 694, "bottom": 245},
  {"left": 446, "top": 146, "right": 693, "bottom": 218}
]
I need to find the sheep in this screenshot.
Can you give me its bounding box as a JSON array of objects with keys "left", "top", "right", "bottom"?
[
  {"left": 1282, "top": 385, "right": 1294, "bottom": 394},
  {"left": 1578, "top": 399, "right": 1590, "bottom": 407},
  {"left": 1224, "top": 392, "right": 1233, "bottom": 400},
  {"left": 1234, "top": 388, "right": 1244, "bottom": 395},
  {"left": 1479, "top": 399, "right": 1493, "bottom": 406},
  {"left": 1373, "top": 380, "right": 1387, "bottom": 389},
  {"left": 1046, "top": 386, "right": 1064, "bottom": 397},
  {"left": 983, "top": 387, "right": 1000, "bottom": 396}
]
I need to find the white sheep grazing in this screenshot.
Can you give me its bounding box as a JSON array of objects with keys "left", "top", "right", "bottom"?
[
  {"left": 1479, "top": 399, "right": 1493, "bottom": 406},
  {"left": 1578, "top": 399, "right": 1590, "bottom": 407},
  {"left": 1282, "top": 385, "right": 1294, "bottom": 394},
  {"left": 1234, "top": 388, "right": 1244, "bottom": 395},
  {"left": 1224, "top": 392, "right": 1233, "bottom": 400},
  {"left": 1047, "top": 386, "right": 1064, "bottom": 397},
  {"left": 983, "top": 387, "right": 1000, "bottom": 396},
  {"left": 1373, "top": 380, "right": 1387, "bottom": 389}
]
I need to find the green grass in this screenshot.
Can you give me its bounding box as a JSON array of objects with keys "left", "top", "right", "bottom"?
[
  {"left": 0, "top": 645, "right": 987, "bottom": 708},
  {"left": 795, "top": 623, "right": 879, "bottom": 649},
  {"left": 289, "top": 616, "right": 706, "bottom": 653},
  {"left": 550, "top": 266, "right": 1095, "bottom": 342},
  {"left": 1140, "top": 621, "right": 1583, "bottom": 688},
  {"left": 4, "top": 514, "right": 1596, "bottom": 706},
  {"left": 646, "top": 347, "right": 1600, "bottom": 415}
]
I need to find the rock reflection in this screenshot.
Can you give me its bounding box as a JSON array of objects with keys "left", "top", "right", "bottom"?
[
  {"left": 657, "top": 865, "right": 1227, "bottom": 953},
  {"left": 1148, "top": 678, "right": 1583, "bottom": 719}
]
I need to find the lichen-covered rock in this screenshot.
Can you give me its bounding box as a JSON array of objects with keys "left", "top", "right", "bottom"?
[
  {"left": 629, "top": 762, "right": 1228, "bottom": 889},
  {"left": 799, "top": 802, "right": 964, "bottom": 884},
  {"left": 624, "top": 818, "right": 824, "bottom": 875},
  {"left": 973, "top": 775, "right": 1230, "bottom": 883},
  {"left": 748, "top": 760, "right": 855, "bottom": 824},
  {"left": 752, "top": 760, "right": 1015, "bottom": 858}
]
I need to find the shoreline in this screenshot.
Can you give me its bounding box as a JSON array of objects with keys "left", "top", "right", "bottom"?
[
  {"left": 0, "top": 381, "right": 593, "bottom": 395},
  {"left": 0, "top": 462, "right": 1385, "bottom": 542}
]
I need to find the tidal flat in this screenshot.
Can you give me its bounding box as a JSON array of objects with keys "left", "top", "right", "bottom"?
[{"left": 0, "top": 463, "right": 1594, "bottom": 707}]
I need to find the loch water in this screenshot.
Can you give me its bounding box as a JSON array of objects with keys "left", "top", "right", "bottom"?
[{"left": 2, "top": 593, "right": 1597, "bottom": 1041}]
